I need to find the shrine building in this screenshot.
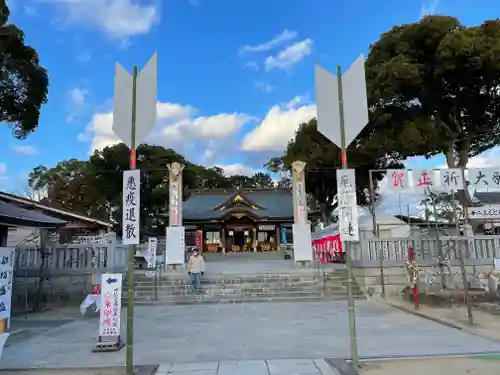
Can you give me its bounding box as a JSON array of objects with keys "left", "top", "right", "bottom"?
[{"left": 180, "top": 188, "right": 295, "bottom": 253}]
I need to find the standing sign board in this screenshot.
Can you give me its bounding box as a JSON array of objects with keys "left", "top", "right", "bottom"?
[
  {"left": 122, "top": 170, "right": 141, "bottom": 245},
  {"left": 93, "top": 273, "right": 124, "bottom": 352},
  {"left": 336, "top": 169, "right": 359, "bottom": 241},
  {"left": 467, "top": 205, "right": 500, "bottom": 220},
  {"left": 0, "top": 248, "right": 13, "bottom": 360},
  {"left": 0, "top": 248, "right": 14, "bottom": 340},
  {"left": 147, "top": 237, "right": 157, "bottom": 269}
]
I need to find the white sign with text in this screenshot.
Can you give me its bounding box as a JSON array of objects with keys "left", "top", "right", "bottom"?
[
  {"left": 147, "top": 237, "right": 157, "bottom": 269},
  {"left": 0, "top": 248, "right": 14, "bottom": 328},
  {"left": 99, "top": 273, "right": 123, "bottom": 338},
  {"left": 122, "top": 170, "right": 141, "bottom": 245}
]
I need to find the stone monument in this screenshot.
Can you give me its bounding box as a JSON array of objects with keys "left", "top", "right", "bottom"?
[
  {"left": 291, "top": 161, "right": 313, "bottom": 265},
  {"left": 165, "top": 162, "right": 185, "bottom": 271}
]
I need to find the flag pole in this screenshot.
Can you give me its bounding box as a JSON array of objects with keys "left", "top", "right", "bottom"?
[
  {"left": 337, "top": 64, "right": 359, "bottom": 369},
  {"left": 126, "top": 65, "right": 138, "bottom": 375}
]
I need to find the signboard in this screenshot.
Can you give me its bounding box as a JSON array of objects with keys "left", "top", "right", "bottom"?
[
  {"left": 165, "top": 226, "right": 185, "bottom": 264},
  {"left": 147, "top": 237, "right": 157, "bottom": 269},
  {"left": 122, "top": 169, "right": 140, "bottom": 245},
  {"left": 412, "top": 169, "right": 435, "bottom": 189},
  {"left": 258, "top": 225, "right": 275, "bottom": 231},
  {"left": 386, "top": 169, "right": 410, "bottom": 191},
  {"left": 99, "top": 273, "right": 123, "bottom": 338},
  {"left": 336, "top": 169, "right": 359, "bottom": 241},
  {"left": 467, "top": 205, "right": 500, "bottom": 219},
  {"left": 440, "top": 168, "right": 464, "bottom": 191},
  {"left": 280, "top": 227, "right": 287, "bottom": 244},
  {"left": 0, "top": 248, "right": 14, "bottom": 330},
  {"left": 195, "top": 230, "right": 202, "bottom": 249}
]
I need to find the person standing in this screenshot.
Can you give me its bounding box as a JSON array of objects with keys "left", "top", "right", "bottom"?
[{"left": 188, "top": 249, "right": 205, "bottom": 293}]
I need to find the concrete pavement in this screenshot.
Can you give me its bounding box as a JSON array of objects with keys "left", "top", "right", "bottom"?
[
  {"left": 156, "top": 359, "right": 340, "bottom": 375},
  {"left": 2, "top": 300, "right": 500, "bottom": 369}
]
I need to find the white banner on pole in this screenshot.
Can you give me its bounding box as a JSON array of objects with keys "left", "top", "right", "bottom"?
[
  {"left": 147, "top": 237, "right": 157, "bottom": 269},
  {"left": 0, "top": 248, "right": 14, "bottom": 329},
  {"left": 122, "top": 169, "right": 140, "bottom": 245},
  {"left": 99, "top": 273, "right": 123, "bottom": 338},
  {"left": 339, "top": 206, "right": 359, "bottom": 242},
  {"left": 336, "top": 169, "right": 359, "bottom": 242}
]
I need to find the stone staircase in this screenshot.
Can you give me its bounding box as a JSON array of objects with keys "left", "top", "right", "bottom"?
[{"left": 123, "top": 268, "right": 365, "bottom": 305}]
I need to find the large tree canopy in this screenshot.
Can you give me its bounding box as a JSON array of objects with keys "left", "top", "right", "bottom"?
[
  {"left": 28, "top": 144, "right": 276, "bottom": 234},
  {"left": 266, "top": 118, "right": 403, "bottom": 222},
  {"left": 365, "top": 15, "right": 500, "bottom": 168},
  {"left": 0, "top": 1, "right": 48, "bottom": 139}
]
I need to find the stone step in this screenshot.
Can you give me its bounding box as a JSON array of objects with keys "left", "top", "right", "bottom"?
[{"left": 122, "top": 293, "right": 366, "bottom": 306}]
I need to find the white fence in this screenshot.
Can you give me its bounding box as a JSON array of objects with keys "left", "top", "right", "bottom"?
[{"left": 350, "top": 235, "right": 500, "bottom": 267}]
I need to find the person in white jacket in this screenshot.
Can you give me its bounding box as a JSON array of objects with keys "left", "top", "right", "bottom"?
[{"left": 188, "top": 249, "right": 205, "bottom": 293}]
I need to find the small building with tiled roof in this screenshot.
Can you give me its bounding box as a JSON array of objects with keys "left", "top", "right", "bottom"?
[{"left": 167, "top": 188, "right": 294, "bottom": 253}]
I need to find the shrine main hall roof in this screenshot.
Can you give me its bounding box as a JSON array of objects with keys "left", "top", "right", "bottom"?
[{"left": 180, "top": 188, "right": 294, "bottom": 221}]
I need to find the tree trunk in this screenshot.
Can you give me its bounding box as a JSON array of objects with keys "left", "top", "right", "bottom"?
[
  {"left": 319, "top": 201, "right": 329, "bottom": 224},
  {"left": 444, "top": 140, "right": 473, "bottom": 207}
]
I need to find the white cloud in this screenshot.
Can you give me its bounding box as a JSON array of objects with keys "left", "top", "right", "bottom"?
[
  {"left": 69, "top": 87, "right": 87, "bottom": 107},
  {"left": 44, "top": 0, "right": 159, "bottom": 39},
  {"left": 241, "top": 96, "right": 316, "bottom": 152},
  {"left": 265, "top": 39, "right": 313, "bottom": 72},
  {"left": 420, "top": 0, "right": 439, "bottom": 17},
  {"left": 79, "top": 101, "right": 253, "bottom": 154},
  {"left": 12, "top": 145, "right": 38, "bottom": 155},
  {"left": 254, "top": 81, "right": 275, "bottom": 93},
  {"left": 162, "top": 112, "right": 253, "bottom": 141},
  {"left": 239, "top": 29, "right": 297, "bottom": 55},
  {"left": 216, "top": 163, "right": 262, "bottom": 177}
]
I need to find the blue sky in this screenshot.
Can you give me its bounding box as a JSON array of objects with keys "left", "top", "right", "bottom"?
[{"left": 2, "top": 0, "right": 500, "bottom": 204}]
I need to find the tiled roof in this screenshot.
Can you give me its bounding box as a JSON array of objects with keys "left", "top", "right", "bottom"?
[
  {"left": 182, "top": 189, "right": 293, "bottom": 221},
  {"left": 474, "top": 192, "right": 500, "bottom": 205},
  {"left": 0, "top": 200, "right": 68, "bottom": 227},
  {"left": 0, "top": 191, "right": 114, "bottom": 228}
]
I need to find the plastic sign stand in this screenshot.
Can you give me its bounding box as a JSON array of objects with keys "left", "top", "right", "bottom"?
[{"left": 93, "top": 273, "right": 125, "bottom": 352}]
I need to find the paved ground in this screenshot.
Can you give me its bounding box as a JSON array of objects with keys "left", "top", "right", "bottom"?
[
  {"left": 157, "top": 359, "right": 340, "bottom": 375},
  {"left": 2, "top": 300, "right": 500, "bottom": 369},
  {"left": 359, "top": 356, "right": 500, "bottom": 375}
]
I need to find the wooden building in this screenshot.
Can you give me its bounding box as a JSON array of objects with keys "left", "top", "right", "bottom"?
[
  {"left": 0, "top": 191, "right": 114, "bottom": 245},
  {"left": 179, "top": 188, "right": 294, "bottom": 253}
]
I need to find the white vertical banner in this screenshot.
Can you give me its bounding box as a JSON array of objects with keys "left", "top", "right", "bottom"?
[
  {"left": 440, "top": 168, "right": 465, "bottom": 191},
  {"left": 147, "top": 237, "right": 157, "bottom": 269},
  {"left": 122, "top": 169, "right": 140, "bottom": 245},
  {"left": 336, "top": 169, "right": 359, "bottom": 242},
  {"left": 339, "top": 206, "right": 359, "bottom": 242},
  {"left": 0, "top": 248, "right": 14, "bottom": 329},
  {"left": 99, "top": 273, "right": 123, "bottom": 337}
]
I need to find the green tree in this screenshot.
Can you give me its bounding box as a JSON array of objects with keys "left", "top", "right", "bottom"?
[
  {"left": 267, "top": 118, "right": 403, "bottom": 223},
  {"left": 365, "top": 15, "right": 500, "bottom": 170},
  {"left": 0, "top": 1, "right": 48, "bottom": 139},
  {"left": 250, "top": 172, "right": 274, "bottom": 188}
]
